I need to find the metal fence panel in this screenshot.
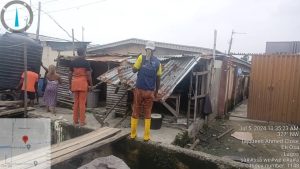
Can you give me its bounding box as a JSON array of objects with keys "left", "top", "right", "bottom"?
[{"left": 248, "top": 54, "right": 300, "bottom": 124}]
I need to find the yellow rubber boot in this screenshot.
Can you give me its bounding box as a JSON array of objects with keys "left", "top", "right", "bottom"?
[
  {"left": 130, "top": 117, "right": 138, "bottom": 139},
  {"left": 144, "top": 119, "right": 151, "bottom": 141}
]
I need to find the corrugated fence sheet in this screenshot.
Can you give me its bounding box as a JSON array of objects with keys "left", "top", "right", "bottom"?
[
  {"left": 248, "top": 54, "right": 300, "bottom": 124},
  {"left": 99, "top": 56, "right": 201, "bottom": 101}
]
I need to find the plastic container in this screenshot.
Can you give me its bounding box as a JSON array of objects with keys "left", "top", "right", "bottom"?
[
  {"left": 150, "top": 113, "right": 162, "bottom": 130},
  {"left": 0, "top": 33, "right": 43, "bottom": 90},
  {"left": 87, "top": 89, "right": 100, "bottom": 108}
]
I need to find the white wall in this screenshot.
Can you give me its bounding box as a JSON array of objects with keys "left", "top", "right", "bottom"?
[{"left": 40, "top": 43, "right": 73, "bottom": 76}]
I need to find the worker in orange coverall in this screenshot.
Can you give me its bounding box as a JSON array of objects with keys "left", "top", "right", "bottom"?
[
  {"left": 131, "top": 41, "right": 162, "bottom": 141},
  {"left": 69, "top": 48, "right": 93, "bottom": 127}
]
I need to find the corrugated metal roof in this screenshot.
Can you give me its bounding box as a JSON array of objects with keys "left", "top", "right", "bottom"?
[
  {"left": 88, "top": 38, "right": 218, "bottom": 54},
  {"left": 25, "top": 33, "right": 71, "bottom": 42},
  {"left": 98, "top": 56, "right": 201, "bottom": 101},
  {"left": 86, "top": 54, "right": 128, "bottom": 63},
  {"left": 86, "top": 56, "right": 127, "bottom": 63},
  {"left": 45, "top": 41, "right": 90, "bottom": 51}
]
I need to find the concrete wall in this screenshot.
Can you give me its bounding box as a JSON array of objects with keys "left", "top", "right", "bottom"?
[
  {"left": 40, "top": 42, "right": 73, "bottom": 76},
  {"left": 91, "top": 44, "right": 200, "bottom": 56}
]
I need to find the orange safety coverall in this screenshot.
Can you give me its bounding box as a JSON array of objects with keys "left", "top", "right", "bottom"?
[{"left": 71, "top": 68, "right": 89, "bottom": 124}]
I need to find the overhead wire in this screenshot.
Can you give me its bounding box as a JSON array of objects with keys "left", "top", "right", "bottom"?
[{"left": 1, "top": 0, "right": 108, "bottom": 41}]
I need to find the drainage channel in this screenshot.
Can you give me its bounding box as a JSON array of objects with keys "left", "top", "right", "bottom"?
[{"left": 51, "top": 121, "right": 250, "bottom": 169}]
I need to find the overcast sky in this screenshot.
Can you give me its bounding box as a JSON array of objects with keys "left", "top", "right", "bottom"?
[{"left": 0, "top": 0, "right": 299, "bottom": 53}]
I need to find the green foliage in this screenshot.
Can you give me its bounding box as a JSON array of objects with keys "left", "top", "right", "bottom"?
[{"left": 172, "top": 131, "right": 191, "bottom": 148}]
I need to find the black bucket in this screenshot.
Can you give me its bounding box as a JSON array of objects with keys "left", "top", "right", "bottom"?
[{"left": 150, "top": 113, "right": 162, "bottom": 130}]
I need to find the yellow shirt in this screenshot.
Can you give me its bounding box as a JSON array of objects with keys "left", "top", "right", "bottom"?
[{"left": 133, "top": 55, "right": 162, "bottom": 77}]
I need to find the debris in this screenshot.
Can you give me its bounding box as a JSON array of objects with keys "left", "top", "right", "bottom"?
[
  {"left": 78, "top": 155, "right": 130, "bottom": 169},
  {"left": 0, "top": 100, "right": 22, "bottom": 106},
  {"left": 199, "top": 138, "right": 209, "bottom": 143},
  {"left": 113, "top": 111, "right": 130, "bottom": 128},
  {"left": 0, "top": 107, "right": 35, "bottom": 117},
  {"left": 231, "top": 132, "right": 253, "bottom": 141},
  {"left": 216, "top": 128, "right": 234, "bottom": 140},
  {"left": 189, "top": 139, "right": 200, "bottom": 150},
  {"left": 172, "top": 131, "right": 191, "bottom": 148}
]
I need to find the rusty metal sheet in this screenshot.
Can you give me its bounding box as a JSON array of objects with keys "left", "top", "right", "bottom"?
[{"left": 248, "top": 54, "right": 300, "bottom": 124}]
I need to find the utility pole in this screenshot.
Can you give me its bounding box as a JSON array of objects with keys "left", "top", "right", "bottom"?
[
  {"left": 227, "top": 30, "right": 247, "bottom": 55},
  {"left": 225, "top": 30, "right": 246, "bottom": 115},
  {"left": 36, "top": 1, "right": 41, "bottom": 40},
  {"left": 228, "top": 30, "right": 234, "bottom": 55},
  {"left": 209, "top": 30, "right": 217, "bottom": 93},
  {"left": 72, "top": 29, "right": 75, "bottom": 56},
  {"left": 24, "top": 43, "right": 28, "bottom": 117}
]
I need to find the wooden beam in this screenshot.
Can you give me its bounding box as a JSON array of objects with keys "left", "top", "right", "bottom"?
[
  {"left": 193, "top": 71, "right": 209, "bottom": 76},
  {"left": 193, "top": 75, "right": 199, "bottom": 121},
  {"left": 9, "top": 127, "right": 127, "bottom": 169},
  {"left": 50, "top": 131, "right": 129, "bottom": 166},
  {"left": 161, "top": 101, "right": 179, "bottom": 117},
  {"left": 0, "top": 107, "right": 35, "bottom": 117},
  {"left": 217, "top": 128, "right": 234, "bottom": 140},
  {"left": 189, "top": 139, "right": 200, "bottom": 150},
  {"left": 0, "top": 101, "right": 22, "bottom": 106},
  {"left": 191, "top": 94, "right": 206, "bottom": 100}
]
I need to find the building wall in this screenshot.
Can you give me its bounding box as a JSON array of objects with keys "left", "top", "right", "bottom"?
[
  {"left": 91, "top": 44, "right": 200, "bottom": 56},
  {"left": 266, "top": 41, "right": 300, "bottom": 54},
  {"left": 217, "top": 57, "right": 250, "bottom": 116},
  {"left": 40, "top": 43, "right": 73, "bottom": 76}
]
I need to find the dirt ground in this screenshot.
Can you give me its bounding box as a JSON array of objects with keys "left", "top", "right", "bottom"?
[{"left": 194, "top": 101, "right": 300, "bottom": 169}]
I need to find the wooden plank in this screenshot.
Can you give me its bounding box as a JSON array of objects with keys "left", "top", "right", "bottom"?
[
  {"left": 51, "top": 128, "right": 120, "bottom": 159},
  {"left": 25, "top": 129, "right": 124, "bottom": 169},
  {"left": 191, "top": 94, "right": 206, "bottom": 100},
  {"left": 0, "top": 107, "right": 35, "bottom": 117},
  {"left": 0, "top": 101, "right": 22, "bottom": 106},
  {"left": 5, "top": 128, "right": 110, "bottom": 167},
  {"left": 217, "top": 128, "right": 234, "bottom": 140},
  {"left": 161, "top": 101, "right": 178, "bottom": 117},
  {"left": 51, "top": 127, "right": 109, "bottom": 151},
  {"left": 192, "top": 71, "right": 209, "bottom": 76},
  {"left": 50, "top": 130, "right": 129, "bottom": 166},
  {"left": 10, "top": 128, "right": 121, "bottom": 169}
]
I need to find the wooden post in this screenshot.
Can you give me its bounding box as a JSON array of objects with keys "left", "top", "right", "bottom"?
[
  {"left": 209, "top": 30, "right": 217, "bottom": 93},
  {"left": 193, "top": 74, "right": 199, "bottom": 122},
  {"left": 72, "top": 29, "right": 75, "bottom": 56},
  {"left": 82, "top": 26, "right": 84, "bottom": 41},
  {"left": 224, "top": 59, "right": 231, "bottom": 114},
  {"left": 24, "top": 44, "right": 28, "bottom": 117},
  {"left": 187, "top": 72, "right": 192, "bottom": 128},
  {"left": 36, "top": 1, "right": 41, "bottom": 40}
]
